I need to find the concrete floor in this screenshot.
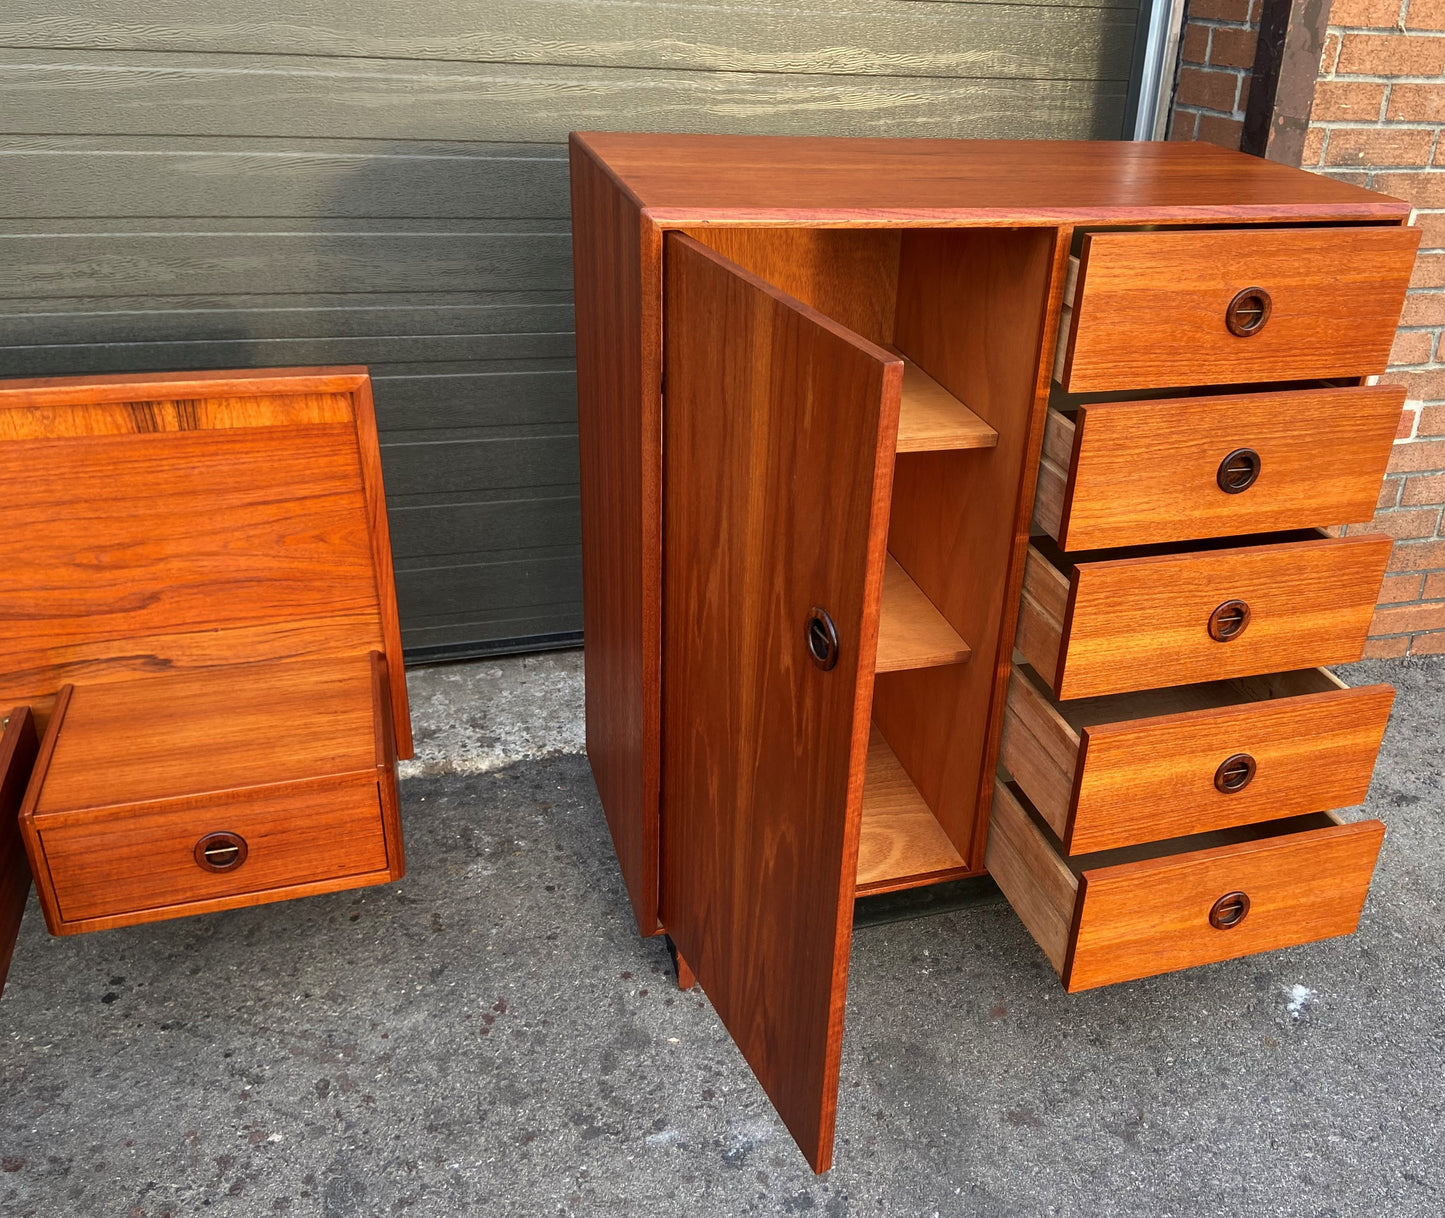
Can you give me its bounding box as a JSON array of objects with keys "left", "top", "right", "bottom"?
[{"left": 1, "top": 651, "right": 1442, "bottom": 1217}]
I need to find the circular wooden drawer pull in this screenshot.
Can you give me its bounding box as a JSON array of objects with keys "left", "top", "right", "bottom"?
[
  {"left": 1209, "top": 890, "right": 1251, "bottom": 930},
  {"left": 1208, "top": 599, "right": 1251, "bottom": 642},
  {"left": 195, "top": 831, "right": 248, "bottom": 873},
  {"left": 1214, "top": 752, "right": 1257, "bottom": 793},
  {"left": 1217, "top": 448, "right": 1261, "bottom": 494},
  {"left": 806, "top": 607, "right": 839, "bottom": 671},
  {"left": 1226, "top": 287, "right": 1272, "bottom": 337}
]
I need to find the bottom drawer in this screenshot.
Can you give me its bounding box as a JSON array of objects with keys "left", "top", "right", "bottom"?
[
  {"left": 36, "top": 774, "right": 392, "bottom": 930},
  {"left": 986, "top": 781, "right": 1384, "bottom": 992}
]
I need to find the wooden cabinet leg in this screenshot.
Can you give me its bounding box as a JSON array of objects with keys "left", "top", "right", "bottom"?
[{"left": 666, "top": 935, "right": 696, "bottom": 990}]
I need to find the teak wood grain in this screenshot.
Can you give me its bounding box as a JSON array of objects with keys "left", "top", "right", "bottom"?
[
  {"left": 38, "top": 773, "right": 392, "bottom": 929},
  {"left": 0, "top": 367, "right": 411, "bottom": 757},
  {"left": 1060, "top": 227, "right": 1420, "bottom": 392},
  {"left": 570, "top": 134, "right": 664, "bottom": 936},
  {"left": 1034, "top": 385, "right": 1406, "bottom": 550},
  {"left": 871, "top": 226, "right": 1063, "bottom": 871},
  {"left": 856, "top": 728, "right": 968, "bottom": 895},
  {"left": 988, "top": 782, "right": 1385, "bottom": 992},
  {"left": 573, "top": 134, "right": 1409, "bottom": 226},
  {"left": 1018, "top": 533, "right": 1393, "bottom": 700},
  {"left": 875, "top": 556, "right": 972, "bottom": 673},
  {"left": 1000, "top": 663, "right": 1395, "bottom": 853},
  {"left": 20, "top": 655, "right": 404, "bottom": 935},
  {"left": 895, "top": 359, "right": 998, "bottom": 454},
  {"left": 658, "top": 233, "right": 899, "bottom": 1173},
  {"left": 0, "top": 707, "right": 39, "bottom": 997},
  {"left": 34, "top": 658, "right": 379, "bottom": 813}
]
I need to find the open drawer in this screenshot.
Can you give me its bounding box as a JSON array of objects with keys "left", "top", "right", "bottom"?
[
  {"left": 1033, "top": 384, "right": 1404, "bottom": 551},
  {"left": 19, "top": 654, "right": 404, "bottom": 935},
  {"left": 986, "top": 780, "right": 1385, "bottom": 992},
  {"left": 999, "top": 662, "right": 1393, "bottom": 853},
  {"left": 1054, "top": 226, "right": 1419, "bottom": 393},
  {"left": 1016, "top": 531, "right": 1392, "bottom": 701}
]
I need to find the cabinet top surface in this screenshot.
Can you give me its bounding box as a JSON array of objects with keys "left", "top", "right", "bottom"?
[{"left": 572, "top": 133, "right": 1408, "bottom": 225}]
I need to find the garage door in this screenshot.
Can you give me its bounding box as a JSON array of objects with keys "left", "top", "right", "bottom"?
[{"left": 0, "top": 0, "right": 1146, "bottom": 660}]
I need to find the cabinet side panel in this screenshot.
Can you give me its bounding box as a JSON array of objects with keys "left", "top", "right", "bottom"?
[{"left": 569, "top": 136, "right": 662, "bottom": 935}]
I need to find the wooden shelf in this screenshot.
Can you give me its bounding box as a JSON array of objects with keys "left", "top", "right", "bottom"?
[
  {"left": 856, "top": 729, "right": 968, "bottom": 895},
  {"left": 875, "top": 555, "right": 971, "bottom": 673},
  {"left": 896, "top": 358, "right": 997, "bottom": 453}
]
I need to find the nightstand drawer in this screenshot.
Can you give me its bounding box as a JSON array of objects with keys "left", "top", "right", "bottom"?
[
  {"left": 35, "top": 774, "right": 392, "bottom": 930},
  {"left": 1000, "top": 663, "right": 1393, "bottom": 854},
  {"left": 1034, "top": 385, "right": 1405, "bottom": 551},
  {"left": 1016, "top": 532, "right": 1391, "bottom": 701},
  {"left": 1055, "top": 226, "right": 1418, "bottom": 392},
  {"left": 986, "top": 781, "right": 1384, "bottom": 992}
]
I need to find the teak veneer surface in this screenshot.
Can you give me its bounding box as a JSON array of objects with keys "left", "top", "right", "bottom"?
[
  {"left": 856, "top": 728, "right": 967, "bottom": 894},
  {"left": 0, "top": 367, "right": 412, "bottom": 758},
  {"left": 871, "top": 226, "right": 1062, "bottom": 871},
  {"left": 1000, "top": 663, "right": 1395, "bottom": 853},
  {"left": 570, "top": 140, "right": 663, "bottom": 935},
  {"left": 1036, "top": 385, "right": 1406, "bottom": 550},
  {"left": 1020, "top": 533, "right": 1393, "bottom": 700},
  {"left": 1061, "top": 227, "right": 1420, "bottom": 392},
  {"left": 659, "top": 233, "right": 899, "bottom": 1174},
  {"left": 573, "top": 134, "right": 1408, "bottom": 225},
  {"left": 875, "top": 556, "right": 972, "bottom": 673},
  {"left": 34, "top": 658, "right": 378, "bottom": 814},
  {"left": 0, "top": 707, "right": 38, "bottom": 996},
  {"left": 895, "top": 359, "right": 998, "bottom": 453},
  {"left": 988, "top": 783, "right": 1385, "bottom": 992}
]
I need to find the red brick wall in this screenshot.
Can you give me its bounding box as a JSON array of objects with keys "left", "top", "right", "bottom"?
[
  {"left": 1170, "top": 0, "right": 1445, "bottom": 656},
  {"left": 1305, "top": 1, "right": 1445, "bottom": 656},
  {"left": 1171, "top": 0, "right": 1263, "bottom": 147}
]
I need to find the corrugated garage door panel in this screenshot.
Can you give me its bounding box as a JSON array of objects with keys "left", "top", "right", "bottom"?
[{"left": 0, "top": 0, "right": 1142, "bottom": 657}]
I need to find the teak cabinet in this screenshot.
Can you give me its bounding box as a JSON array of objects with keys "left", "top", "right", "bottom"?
[
  {"left": 569, "top": 133, "right": 1418, "bottom": 1172},
  {"left": 0, "top": 368, "right": 411, "bottom": 985}
]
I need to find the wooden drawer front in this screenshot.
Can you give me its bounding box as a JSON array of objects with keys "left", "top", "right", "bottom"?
[
  {"left": 1017, "top": 534, "right": 1392, "bottom": 701},
  {"left": 986, "top": 782, "right": 1384, "bottom": 993},
  {"left": 38, "top": 775, "right": 391, "bottom": 927},
  {"left": 1034, "top": 385, "right": 1405, "bottom": 551},
  {"left": 1058, "top": 226, "right": 1419, "bottom": 392},
  {"left": 1000, "top": 663, "right": 1394, "bottom": 854}
]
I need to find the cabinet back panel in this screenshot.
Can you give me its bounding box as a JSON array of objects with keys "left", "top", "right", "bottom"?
[{"left": 681, "top": 228, "right": 900, "bottom": 347}]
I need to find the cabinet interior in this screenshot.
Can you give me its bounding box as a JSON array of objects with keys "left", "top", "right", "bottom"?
[{"left": 684, "top": 225, "right": 1057, "bottom": 896}]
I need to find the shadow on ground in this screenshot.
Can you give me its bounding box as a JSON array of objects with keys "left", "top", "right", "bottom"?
[{"left": 0, "top": 657, "right": 1441, "bottom": 1216}]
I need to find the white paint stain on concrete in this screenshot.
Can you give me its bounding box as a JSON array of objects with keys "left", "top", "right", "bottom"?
[
  {"left": 399, "top": 650, "right": 585, "bottom": 778},
  {"left": 1287, "top": 984, "right": 1316, "bottom": 1019}
]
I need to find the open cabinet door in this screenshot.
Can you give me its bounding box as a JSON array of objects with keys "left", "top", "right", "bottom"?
[
  {"left": 1, "top": 707, "right": 39, "bottom": 997},
  {"left": 659, "top": 233, "right": 902, "bottom": 1172}
]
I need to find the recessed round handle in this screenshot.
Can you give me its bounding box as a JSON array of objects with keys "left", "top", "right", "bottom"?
[
  {"left": 1217, "top": 448, "right": 1261, "bottom": 494},
  {"left": 1226, "top": 287, "right": 1272, "bottom": 337},
  {"left": 1208, "top": 599, "right": 1251, "bottom": 642},
  {"left": 1209, "top": 890, "right": 1251, "bottom": 930},
  {"left": 1214, "top": 752, "right": 1257, "bottom": 793},
  {"left": 195, "top": 831, "right": 248, "bottom": 873},
  {"left": 805, "top": 607, "right": 839, "bottom": 671}
]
